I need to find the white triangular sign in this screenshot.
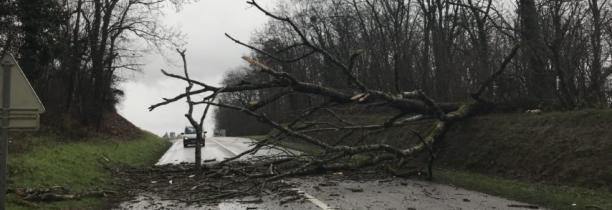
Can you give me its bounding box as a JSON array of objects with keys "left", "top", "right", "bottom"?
[{"left": 0, "top": 54, "right": 45, "bottom": 130}]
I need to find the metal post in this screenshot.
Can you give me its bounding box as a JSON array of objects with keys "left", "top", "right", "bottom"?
[{"left": 0, "top": 62, "right": 11, "bottom": 210}]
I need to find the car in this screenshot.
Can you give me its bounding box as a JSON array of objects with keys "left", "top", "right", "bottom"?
[{"left": 182, "top": 126, "right": 206, "bottom": 148}]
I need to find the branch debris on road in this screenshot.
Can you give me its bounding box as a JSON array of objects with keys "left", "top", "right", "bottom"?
[{"left": 111, "top": 160, "right": 410, "bottom": 206}]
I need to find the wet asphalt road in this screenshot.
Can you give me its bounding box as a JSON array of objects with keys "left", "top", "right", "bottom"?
[
  {"left": 117, "top": 137, "right": 547, "bottom": 210},
  {"left": 155, "top": 137, "right": 291, "bottom": 165}
]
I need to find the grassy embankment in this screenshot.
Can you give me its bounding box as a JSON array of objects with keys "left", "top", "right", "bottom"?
[
  {"left": 249, "top": 109, "right": 612, "bottom": 210},
  {"left": 436, "top": 169, "right": 612, "bottom": 210},
  {"left": 6, "top": 132, "right": 171, "bottom": 210},
  {"left": 256, "top": 136, "right": 612, "bottom": 210}
]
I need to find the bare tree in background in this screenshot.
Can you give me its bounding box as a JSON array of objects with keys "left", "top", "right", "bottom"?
[
  {"left": 0, "top": 0, "right": 191, "bottom": 130},
  {"left": 213, "top": 0, "right": 612, "bottom": 136},
  {"left": 151, "top": 0, "right": 520, "bottom": 180}
]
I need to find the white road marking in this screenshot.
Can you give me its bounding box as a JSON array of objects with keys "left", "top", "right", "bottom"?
[{"left": 295, "top": 189, "right": 336, "bottom": 210}]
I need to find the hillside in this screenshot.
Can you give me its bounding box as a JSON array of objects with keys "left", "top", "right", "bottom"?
[
  {"left": 439, "top": 109, "right": 612, "bottom": 191},
  {"left": 272, "top": 109, "right": 612, "bottom": 191},
  {"left": 259, "top": 108, "right": 612, "bottom": 209}
]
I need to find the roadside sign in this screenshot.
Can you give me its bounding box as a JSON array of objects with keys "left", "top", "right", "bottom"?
[
  {"left": 0, "top": 53, "right": 45, "bottom": 210},
  {"left": 0, "top": 54, "right": 45, "bottom": 130}
]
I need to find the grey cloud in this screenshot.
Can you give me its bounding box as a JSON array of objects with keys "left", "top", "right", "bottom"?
[{"left": 119, "top": 0, "right": 279, "bottom": 136}]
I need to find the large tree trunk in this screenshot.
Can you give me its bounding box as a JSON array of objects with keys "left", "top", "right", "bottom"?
[
  {"left": 519, "top": 0, "right": 555, "bottom": 104},
  {"left": 588, "top": 0, "right": 604, "bottom": 105},
  {"left": 64, "top": 0, "right": 83, "bottom": 113}
]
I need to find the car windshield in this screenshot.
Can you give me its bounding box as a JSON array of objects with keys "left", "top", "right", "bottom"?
[{"left": 184, "top": 127, "right": 196, "bottom": 134}]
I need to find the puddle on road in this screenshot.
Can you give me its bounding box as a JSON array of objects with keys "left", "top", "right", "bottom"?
[
  {"left": 115, "top": 194, "right": 318, "bottom": 210},
  {"left": 115, "top": 194, "right": 252, "bottom": 210}
]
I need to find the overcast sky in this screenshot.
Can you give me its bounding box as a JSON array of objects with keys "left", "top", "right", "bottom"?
[{"left": 117, "top": 0, "right": 278, "bottom": 136}]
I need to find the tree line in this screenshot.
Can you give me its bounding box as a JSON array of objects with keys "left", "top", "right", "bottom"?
[
  {"left": 0, "top": 0, "right": 184, "bottom": 128},
  {"left": 216, "top": 0, "right": 612, "bottom": 135}
]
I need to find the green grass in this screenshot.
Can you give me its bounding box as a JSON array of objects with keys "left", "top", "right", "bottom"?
[
  {"left": 6, "top": 132, "right": 172, "bottom": 210},
  {"left": 434, "top": 169, "right": 612, "bottom": 210},
  {"left": 251, "top": 134, "right": 612, "bottom": 210}
]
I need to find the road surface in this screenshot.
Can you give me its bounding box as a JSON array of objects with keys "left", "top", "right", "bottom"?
[
  {"left": 117, "top": 137, "right": 546, "bottom": 210},
  {"left": 156, "top": 137, "right": 291, "bottom": 165}
]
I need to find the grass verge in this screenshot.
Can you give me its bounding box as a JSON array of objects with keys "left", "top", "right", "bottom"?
[
  {"left": 435, "top": 168, "right": 612, "bottom": 210},
  {"left": 7, "top": 132, "right": 171, "bottom": 210},
  {"left": 250, "top": 135, "right": 612, "bottom": 210}
]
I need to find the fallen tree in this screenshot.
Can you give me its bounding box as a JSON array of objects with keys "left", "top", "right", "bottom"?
[{"left": 149, "top": 0, "right": 519, "bottom": 196}]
